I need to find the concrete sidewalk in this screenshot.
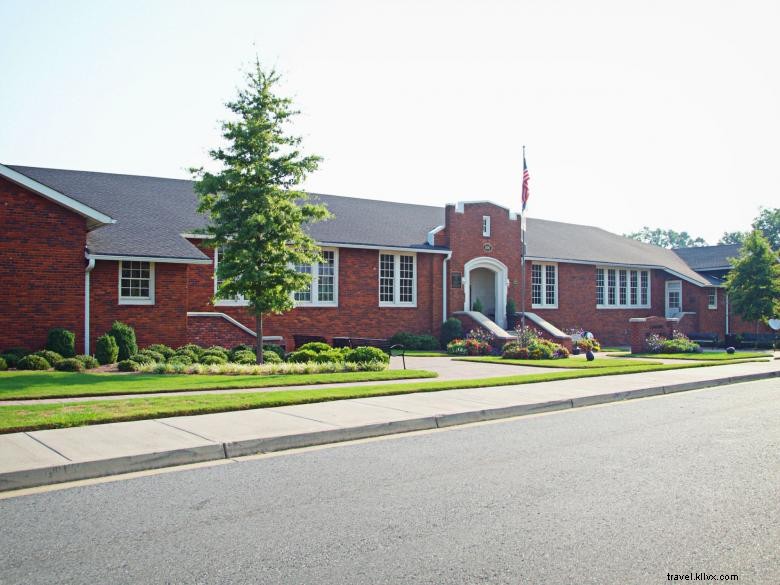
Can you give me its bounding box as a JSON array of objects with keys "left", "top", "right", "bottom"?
[{"left": 1, "top": 359, "right": 779, "bottom": 492}]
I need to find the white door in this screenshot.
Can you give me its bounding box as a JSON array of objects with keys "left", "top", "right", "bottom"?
[{"left": 665, "top": 280, "right": 682, "bottom": 317}]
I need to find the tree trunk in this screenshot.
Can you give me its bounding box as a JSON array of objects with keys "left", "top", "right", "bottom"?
[{"left": 256, "top": 313, "right": 264, "bottom": 364}]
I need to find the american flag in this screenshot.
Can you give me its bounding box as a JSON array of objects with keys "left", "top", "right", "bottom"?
[{"left": 521, "top": 150, "right": 530, "bottom": 212}]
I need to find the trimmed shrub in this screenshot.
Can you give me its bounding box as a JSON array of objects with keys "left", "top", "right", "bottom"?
[
  {"left": 287, "top": 349, "right": 318, "bottom": 363},
  {"left": 0, "top": 353, "right": 20, "bottom": 368},
  {"left": 168, "top": 354, "right": 194, "bottom": 366},
  {"left": 388, "top": 332, "right": 439, "bottom": 350},
  {"left": 345, "top": 346, "right": 389, "bottom": 365},
  {"left": 129, "top": 352, "right": 156, "bottom": 365},
  {"left": 229, "top": 344, "right": 253, "bottom": 360},
  {"left": 231, "top": 350, "right": 256, "bottom": 365},
  {"left": 446, "top": 339, "right": 468, "bottom": 355},
  {"left": 660, "top": 332, "right": 700, "bottom": 353},
  {"left": 34, "top": 350, "right": 63, "bottom": 366},
  {"left": 313, "top": 349, "right": 348, "bottom": 364},
  {"left": 201, "top": 354, "right": 227, "bottom": 365},
  {"left": 205, "top": 345, "right": 230, "bottom": 359},
  {"left": 136, "top": 349, "right": 165, "bottom": 363},
  {"left": 297, "top": 342, "right": 331, "bottom": 354},
  {"left": 95, "top": 334, "right": 119, "bottom": 365},
  {"left": 17, "top": 355, "right": 51, "bottom": 370},
  {"left": 147, "top": 344, "right": 175, "bottom": 359},
  {"left": 108, "top": 321, "right": 138, "bottom": 361},
  {"left": 502, "top": 342, "right": 530, "bottom": 359},
  {"left": 440, "top": 318, "right": 463, "bottom": 347},
  {"left": 75, "top": 354, "right": 100, "bottom": 369},
  {"left": 2, "top": 347, "right": 30, "bottom": 359},
  {"left": 177, "top": 344, "right": 205, "bottom": 357},
  {"left": 174, "top": 349, "right": 199, "bottom": 362},
  {"left": 263, "top": 344, "right": 285, "bottom": 360},
  {"left": 117, "top": 359, "right": 140, "bottom": 372},
  {"left": 54, "top": 358, "right": 85, "bottom": 372},
  {"left": 262, "top": 351, "right": 282, "bottom": 364},
  {"left": 46, "top": 328, "right": 76, "bottom": 358},
  {"left": 0, "top": 357, "right": 7, "bottom": 371}
]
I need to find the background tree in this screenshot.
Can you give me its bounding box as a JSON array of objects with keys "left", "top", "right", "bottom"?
[
  {"left": 724, "top": 230, "right": 780, "bottom": 345},
  {"left": 718, "top": 231, "right": 747, "bottom": 246},
  {"left": 625, "top": 227, "right": 708, "bottom": 248},
  {"left": 193, "top": 60, "right": 330, "bottom": 363},
  {"left": 719, "top": 207, "right": 779, "bottom": 250}
]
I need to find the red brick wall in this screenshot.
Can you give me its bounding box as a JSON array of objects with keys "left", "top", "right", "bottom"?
[
  {"left": 0, "top": 177, "right": 87, "bottom": 352},
  {"left": 89, "top": 260, "right": 189, "bottom": 351},
  {"left": 187, "top": 244, "right": 445, "bottom": 349},
  {"left": 187, "top": 315, "right": 256, "bottom": 348}
]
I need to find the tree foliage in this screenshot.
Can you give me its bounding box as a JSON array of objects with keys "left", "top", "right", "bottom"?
[
  {"left": 718, "top": 231, "right": 747, "bottom": 246},
  {"left": 724, "top": 230, "right": 780, "bottom": 327},
  {"left": 193, "top": 60, "right": 330, "bottom": 363},
  {"left": 719, "top": 207, "right": 780, "bottom": 250},
  {"left": 625, "top": 227, "right": 708, "bottom": 249}
]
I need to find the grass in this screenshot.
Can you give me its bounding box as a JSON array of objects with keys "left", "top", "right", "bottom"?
[
  {"left": 0, "top": 369, "right": 437, "bottom": 400},
  {"left": 607, "top": 351, "right": 772, "bottom": 361},
  {"left": 403, "top": 350, "right": 449, "bottom": 357},
  {"left": 0, "top": 360, "right": 764, "bottom": 434},
  {"left": 456, "top": 357, "right": 662, "bottom": 368}
]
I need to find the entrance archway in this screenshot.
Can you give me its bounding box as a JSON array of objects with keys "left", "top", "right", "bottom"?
[{"left": 463, "top": 257, "right": 510, "bottom": 328}]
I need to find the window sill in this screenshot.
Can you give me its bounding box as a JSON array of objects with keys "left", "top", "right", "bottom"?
[
  {"left": 596, "top": 305, "right": 651, "bottom": 310},
  {"left": 531, "top": 304, "right": 558, "bottom": 310},
  {"left": 119, "top": 298, "right": 154, "bottom": 306},
  {"left": 295, "top": 302, "right": 339, "bottom": 308},
  {"left": 215, "top": 300, "right": 250, "bottom": 307},
  {"left": 379, "top": 302, "right": 418, "bottom": 308}
]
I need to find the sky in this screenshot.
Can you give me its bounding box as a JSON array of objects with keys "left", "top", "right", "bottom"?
[{"left": 1, "top": 0, "right": 778, "bottom": 244}]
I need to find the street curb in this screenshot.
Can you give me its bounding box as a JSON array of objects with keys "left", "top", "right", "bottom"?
[{"left": 2, "top": 370, "right": 779, "bottom": 493}]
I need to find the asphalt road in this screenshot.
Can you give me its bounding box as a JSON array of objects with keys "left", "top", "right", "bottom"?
[{"left": 1, "top": 379, "right": 778, "bottom": 585}]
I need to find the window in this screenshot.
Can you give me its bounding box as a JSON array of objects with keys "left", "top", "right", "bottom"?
[
  {"left": 708, "top": 288, "right": 717, "bottom": 309},
  {"left": 597, "top": 266, "right": 651, "bottom": 308},
  {"left": 293, "top": 248, "right": 338, "bottom": 306},
  {"left": 213, "top": 248, "right": 247, "bottom": 306},
  {"left": 379, "top": 251, "right": 416, "bottom": 306},
  {"left": 531, "top": 262, "right": 557, "bottom": 308},
  {"left": 119, "top": 261, "right": 154, "bottom": 305},
  {"left": 482, "top": 215, "right": 491, "bottom": 237}
]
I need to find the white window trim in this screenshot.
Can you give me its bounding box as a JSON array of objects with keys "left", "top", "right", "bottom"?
[
  {"left": 482, "top": 215, "right": 491, "bottom": 237},
  {"left": 596, "top": 266, "right": 652, "bottom": 309},
  {"left": 708, "top": 288, "right": 717, "bottom": 310},
  {"left": 213, "top": 248, "right": 250, "bottom": 306},
  {"left": 293, "top": 248, "right": 339, "bottom": 308},
  {"left": 378, "top": 251, "right": 417, "bottom": 307},
  {"left": 118, "top": 261, "right": 155, "bottom": 305},
  {"left": 531, "top": 262, "right": 558, "bottom": 309}
]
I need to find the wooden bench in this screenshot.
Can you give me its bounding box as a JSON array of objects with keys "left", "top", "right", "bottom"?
[
  {"left": 688, "top": 332, "right": 719, "bottom": 347},
  {"left": 740, "top": 333, "right": 778, "bottom": 348}
]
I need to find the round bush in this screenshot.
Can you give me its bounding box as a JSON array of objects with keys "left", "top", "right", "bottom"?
[
  {"left": 95, "top": 334, "right": 119, "bottom": 365},
  {"left": 287, "top": 349, "right": 318, "bottom": 363},
  {"left": 108, "top": 321, "right": 138, "bottom": 361},
  {"left": 177, "top": 344, "right": 205, "bottom": 357},
  {"left": 54, "top": 358, "right": 85, "bottom": 372},
  {"left": 117, "top": 359, "right": 140, "bottom": 372},
  {"left": 168, "top": 354, "right": 194, "bottom": 365},
  {"left": 263, "top": 344, "right": 285, "bottom": 361},
  {"left": 502, "top": 342, "right": 529, "bottom": 360},
  {"left": 34, "top": 350, "right": 63, "bottom": 366},
  {"left": 314, "top": 349, "right": 347, "bottom": 364},
  {"left": 75, "top": 354, "right": 100, "bottom": 369},
  {"left": 147, "top": 344, "right": 175, "bottom": 359},
  {"left": 129, "top": 352, "right": 155, "bottom": 365},
  {"left": 0, "top": 353, "right": 20, "bottom": 368},
  {"left": 389, "top": 332, "right": 440, "bottom": 350},
  {"left": 0, "top": 357, "right": 7, "bottom": 371},
  {"left": 46, "top": 328, "right": 76, "bottom": 358},
  {"left": 136, "top": 349, "right": 164, "bottom": 363},
  {"left": 205, "top": 346, "right": 230, "bottom": 359},
  {"left": 2, "top": 347, "right": 30, "bottom": 359},
  {"left": 440, "top": 318, "right": 463, "bottom": 347},
  {"left": 200, "top": 349, "right": 229, "bottom": 362},
  {"left": 296, "top": 342, "right": 331, "bottom": 354},
  {"left": 174, "top": 349, "right": 199, "bottom": 363},
  {"left": 262, "top": 351, "right": 282, "bottom": 364},
  {"left": 345, "top": 346, "right": 389, "bottom": 365},
  {"left": 229, "top": 344, "right": 253, "bottom": 360},
  {"left": 17, "top": 355, "right": 51, "bottom": 370},
  {"left": 200, "top": 354, "right": 227, "bottom": 365},
  {"left": 231, "top": 350, "right": 257, "bottom": 365}
]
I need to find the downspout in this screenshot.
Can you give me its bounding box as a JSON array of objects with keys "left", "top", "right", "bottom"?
[
  {"left": 442, "top": 251, "right": 452, "bottom": 324},
  {"left": 84, "top": 254, "right": 96, "bottom": 355},
  {"left": 725, "top": 292, "right": 730, "bottom": 336}
]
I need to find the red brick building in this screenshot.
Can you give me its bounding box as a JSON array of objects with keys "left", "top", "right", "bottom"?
[{"left": 0, "top": 164, "right": 764, "bottom": 353}]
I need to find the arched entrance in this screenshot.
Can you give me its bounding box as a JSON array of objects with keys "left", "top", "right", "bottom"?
[{"left": 463, "top": 257, "right": 510, "bottom": 328}]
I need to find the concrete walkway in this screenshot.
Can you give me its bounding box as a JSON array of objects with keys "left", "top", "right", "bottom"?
[{"left": 1, "top": 358, "right": 778, "bottom": 492}]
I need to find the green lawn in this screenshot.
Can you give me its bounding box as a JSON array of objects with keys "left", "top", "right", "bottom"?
[
  {"left": 403, "top": 350, "right": 449, "bottom": 357},
  {"left": 607, "top": 351, "right": 772, "bottom": 361},
  {"left": 456, "top": 357, "right": 661, "bottom": 369},
  {"left": 0, "top": 369, "right": 437, "bottom": 400},
  {"left": 0, "top": 360, "right": 760, "bottom": 433}
]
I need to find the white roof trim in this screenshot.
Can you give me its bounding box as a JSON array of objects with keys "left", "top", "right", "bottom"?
[
  {"left": 0, "top": 164, "right": 115, "bottom": 226},
  {"left": 427, "top": 225, "right": 444, "bottom": 246},
  {"left": 315, "top": 241, "right": 451, "bottom": 254},
  {"left": 181, "top": 233, "right": 212, "bottom": 239},
  {"left": 452, "top": 200, "right": 518, "bottom": 220},
  {"left": 87, "top": 253, "right": 211, "bottom": 265}
]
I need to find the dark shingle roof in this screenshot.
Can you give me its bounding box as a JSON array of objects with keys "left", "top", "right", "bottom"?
[
  {"left": 673, "top": 244, "right": 741, "bottom": 271},
  {"left": 5, "top": 165, "right": 714, "bottom": 285}
]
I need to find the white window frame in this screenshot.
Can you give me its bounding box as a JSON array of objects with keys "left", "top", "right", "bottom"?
[
  {"left": 482, "top": 215, "right": 491, "bottom": 237},
  {"left": 118, "top": 261, "right": 155, "bottom": 305},
  {"left": 531, "top": 262, "right": 558, "bottom": 309},
  {"left": 378, "top": 251, "right": 417, "bottom": 307},
  {"left": 596, "top": 266, "right": 651, "bottom": 309},
  {"left": 213, "top": 248, "right": 249, "bottom": 306},
  {"left": 293, "top": 248, "right": 339, "bottom": 307},
  {"left": 708, "top": 288, "right": 717, "bottom": 310}
]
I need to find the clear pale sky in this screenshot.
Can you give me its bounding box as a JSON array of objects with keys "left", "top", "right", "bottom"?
[{"left": 1, "top": 0, "right": 778, "bottom": 244}]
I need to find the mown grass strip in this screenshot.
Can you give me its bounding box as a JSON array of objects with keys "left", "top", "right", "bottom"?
[
  {"left": 0, "top": 360, "right": 762, "bottom": 434},
  {"left": 403, "top": 350, "right": 449, "bottom": 357},
  {"left": 606, "top": 351, "right": 772, "bottom": 361},
  {"left": 0, "top": 370, "right": 437, "bottom": 400},
  {"left": 455, "top": 357, "right": 661, "bottom": 369}
]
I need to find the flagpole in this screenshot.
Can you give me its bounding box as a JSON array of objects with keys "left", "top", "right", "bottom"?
[{"left": 520, "top": 145, "right": 527, "bottom": 331}]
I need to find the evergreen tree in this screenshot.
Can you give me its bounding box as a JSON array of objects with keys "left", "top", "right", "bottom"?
[{"left": 193, "top": 60, "right": 330, "bottom": 363}]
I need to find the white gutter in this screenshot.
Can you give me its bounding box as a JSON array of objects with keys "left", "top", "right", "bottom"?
[
  {"left": 442, "top": 251, "right": 453, "bottom": 323},
  {"left": 725, "top": 293, "right": 730, "bottom": 335},
  {"left": 86, "top": 253, "right": 212, "bottom": 265},
  {"left": 84, "top": 255, "right": 96, "bottom": 354}
]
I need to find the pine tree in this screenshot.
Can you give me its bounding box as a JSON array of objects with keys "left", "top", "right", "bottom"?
[{"left": 193, "top": 60, "right": 330, "bottom": 363}]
